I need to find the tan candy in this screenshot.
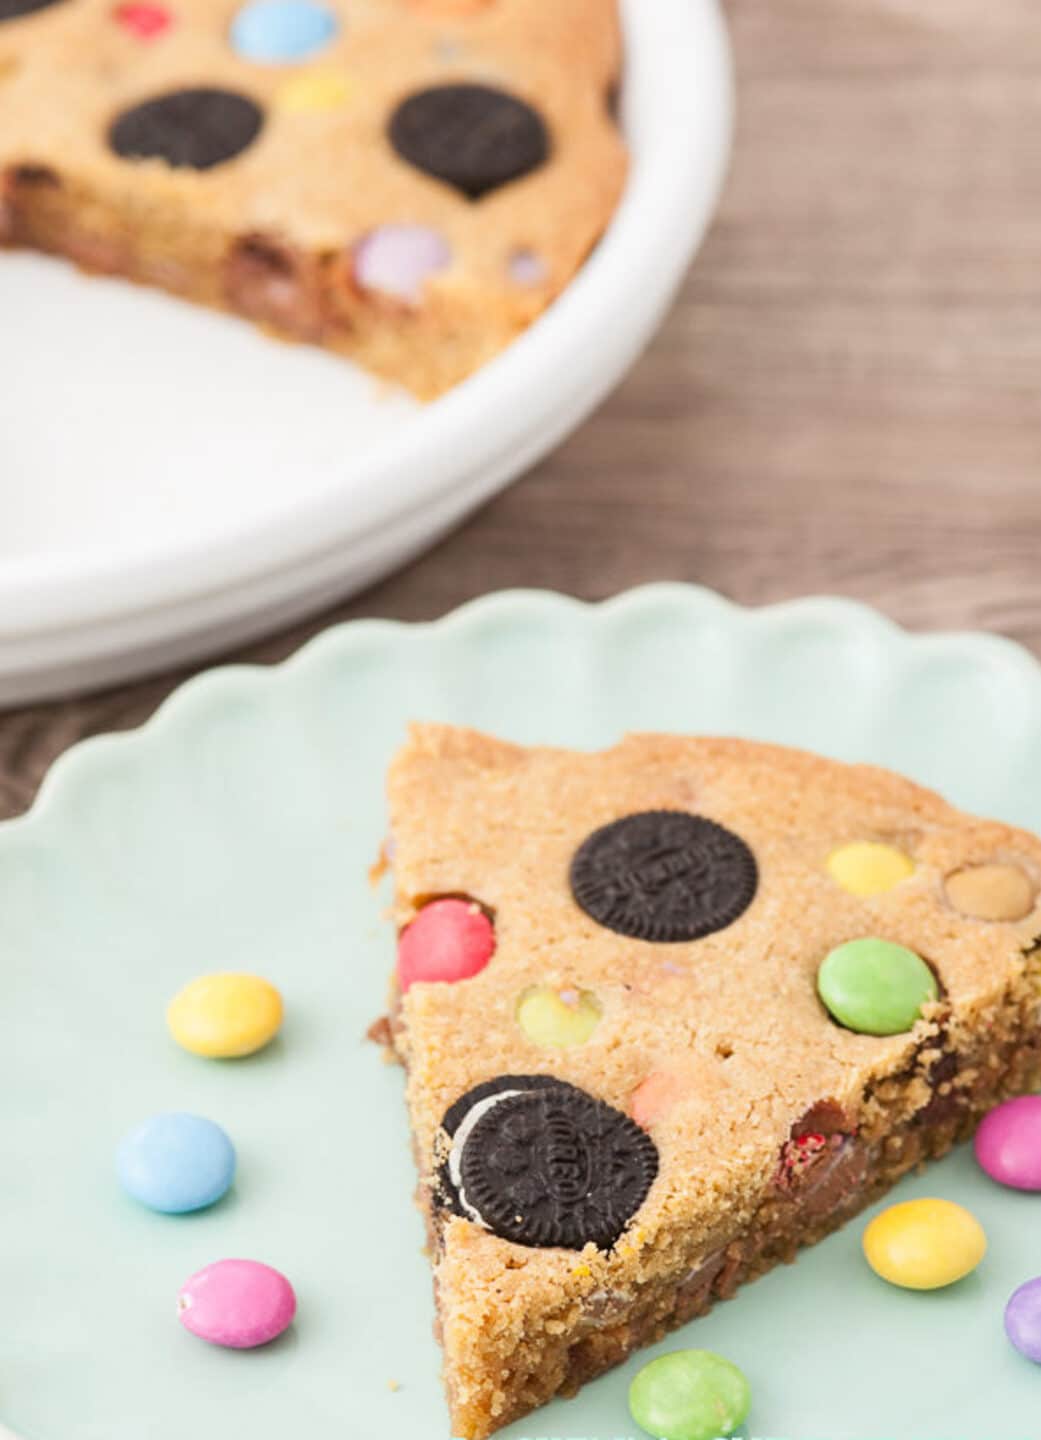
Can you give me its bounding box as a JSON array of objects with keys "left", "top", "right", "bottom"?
[{"left": 944, "top": 863, "right": 1036, "bottom": 922}]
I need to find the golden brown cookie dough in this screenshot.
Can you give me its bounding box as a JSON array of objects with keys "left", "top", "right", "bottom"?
[
  {"left": 382, "top": 726, "right": 1041, "bottom": 1439},
  {"left": 0, "top": 0, "right": 625, "bottom": 396}
]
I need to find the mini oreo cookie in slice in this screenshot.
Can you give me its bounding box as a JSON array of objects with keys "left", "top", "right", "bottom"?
[
  {"left": 437, "top": 1074, "right": 580, "bottom": 1216},
  {"left": 0, "top": 0, "right": 67, "bottom": 20},
  {"left": 388, "top": 83, "right": 549, "bottom": 200},
  {"left": 109, "top": 88, "right": 264, "bottom": 171},
  {"left": 570, "top": 810, "right": 758, "bottom": 943},
  {"left": 456, "top": 1080, "right": 659, "bottom": 1250}
]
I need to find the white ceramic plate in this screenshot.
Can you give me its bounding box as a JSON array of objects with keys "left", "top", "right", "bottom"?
[{"left": 0, "top": 0, "right": 732, "bottom": 706}]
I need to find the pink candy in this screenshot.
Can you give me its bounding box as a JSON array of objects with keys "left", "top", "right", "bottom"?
[
  {"left": 975, "top": 1095, "right": 1041, "bottom": 1191},
  {"left": 178, "top": 1259, "right": 296, "bottom": 1349},
  {"left": 113, "top": 2, "right": 172, "bottom": 38},
  {"left": 353, "top": 224, "right": 451, "bottom": 304},
  {"left": 397, "top": 898, "right": 495, "bottom": 994}
]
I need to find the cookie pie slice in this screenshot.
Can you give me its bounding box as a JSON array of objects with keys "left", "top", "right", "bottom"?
[
  {"left": 0, "top": 0, "right": 624, "bottom": 397},
  {"left": 382, "top": 725, "right": 1041, "bottom": 1439}
]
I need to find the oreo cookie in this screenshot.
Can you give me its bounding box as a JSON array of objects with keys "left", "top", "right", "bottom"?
[
  {"left": 570, "top": 810, "right": 758, "bottom": 943},
  {"left": 109, "top": 88, "right": 264, "bottom": 172},
  {"left": 0, "top": 0, "right": 67, "bottom": 20},
  {"left": 388, "top": 83, "right": 549, "bottom": 200},
  {"left": 443, "top": 1076, "right": 658, "bottom": 1251},
  {"left": 437, "top": 1073, "right": 579, "bottom": 1216}
]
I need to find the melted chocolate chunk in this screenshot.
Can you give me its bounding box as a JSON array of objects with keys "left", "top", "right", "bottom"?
[
  {"left": 458, "top": 1082, "right": 658, "bottom": 1250},
  {"left": 570, "top": 811, "right": 758, "bottom": 943},
  {"left": 109, "top": 88, "right": 263, "bottom": 171},
  {"left": 389, "top": 83, "right": 549, "bottom": 199}
]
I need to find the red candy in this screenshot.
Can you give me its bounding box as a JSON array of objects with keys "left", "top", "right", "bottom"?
[
  {"left": 397, "top": 898, "right": 495, "bottom": 993},
  {"left": 114, "top": 2, "right": 172, "bottom": 38}
]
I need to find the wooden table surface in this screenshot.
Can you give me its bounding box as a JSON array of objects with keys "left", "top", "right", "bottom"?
[{"left": 5, "top": 0, "right": 1041, "bottom": 819}]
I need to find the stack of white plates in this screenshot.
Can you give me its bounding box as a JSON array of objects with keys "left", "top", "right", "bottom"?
[{"left": 0, "top": 0, "right": 732, "bottom": 704}]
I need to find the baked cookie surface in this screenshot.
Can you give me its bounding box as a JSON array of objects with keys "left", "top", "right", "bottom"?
[
  {"left": 383, "top": 724, "right": 1041, "bottom": 1438},
  {"left": 0, "top": 0, "right": 625, "bottom": 396}
]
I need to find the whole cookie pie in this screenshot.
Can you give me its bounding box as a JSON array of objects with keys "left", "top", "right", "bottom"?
[
  {"left": 0, "top": 0, "right": 625, "bottom": 397},
  {"left": 381, "top": 724, "right": 1041, "bottom": 1439}
]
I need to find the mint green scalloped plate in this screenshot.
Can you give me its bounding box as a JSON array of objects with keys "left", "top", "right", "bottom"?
[{"left": 3, "top": 586, "right": 1040, "bottom": 1440}]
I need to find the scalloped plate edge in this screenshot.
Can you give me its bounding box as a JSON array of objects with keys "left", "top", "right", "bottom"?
[{"left": 9, "top": 583, "right": 1041, "bottom": 845}]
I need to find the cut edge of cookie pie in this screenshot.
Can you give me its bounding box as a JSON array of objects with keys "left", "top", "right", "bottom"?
[
  {"left": 0, "top": 0, "right": 625, "bottom": 398},
  {"left": 381, "top": 724, "right": 1041, "bottom": 1440}
]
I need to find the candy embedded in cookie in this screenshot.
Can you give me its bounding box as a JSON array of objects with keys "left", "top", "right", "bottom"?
[
  {"left": 569, "top": 811, "right": 758, "bottom": 942},
  {"left": 516, "top": 985, "right": 601, "bottom": 1048},
  {"left": 439, "top": 1075, "right": 658, "bottom": 1250},
  {"left": 817, "top": 938, "right": 938, "bottom": 1035},
  {"left": 275, "top": 67, "right": 350, "bottom": 113},
  {"left": 112, "top": 2, "right": 172, "bottom": 39},
  {"left": 944, "top": 862, "right": 1037, "bottom": 922},
  {"left": 230, "top": 0, "right": 338, "bottom": 64},
  {"left": 109, "top": 88, "right": 265, "bottom": 170},
  {"left": 353, "top": 224, "right": 451, "bottom": 305},
  {"left": 508, "top": 248, "right": 549, "bottom": 286},
  {"left": 826, "top": 841, "right": 914, "bottom": 897},
  {"left": 397, "top": 896, "right": 495, "bottom": 992},
  {"left": 388, "top": 83, "right": 549, "bottom": 199}
]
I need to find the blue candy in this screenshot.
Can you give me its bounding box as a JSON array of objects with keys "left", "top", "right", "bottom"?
[
  {"left": 117, "top": 1112, "right": 236, "bottom": 1214},
  {"left": 230, "top": 0, "right": 339, "bottom": 63}
]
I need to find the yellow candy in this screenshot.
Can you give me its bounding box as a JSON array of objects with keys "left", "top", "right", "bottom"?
[
  {"left": 826, "top": 842, "right": 915, "bottom": 897},
  {"left": 276, "top": 69, "right": 351, "bottom": 114},
  {"left": 516, "top": 985, "right": 601, "bottom": 1049},
  {"left": 167, "top": 973, "right": 283, "bottom": 1058},
  {"left": 863, "top": 1197, "right": 986, "bottom": 1290}
]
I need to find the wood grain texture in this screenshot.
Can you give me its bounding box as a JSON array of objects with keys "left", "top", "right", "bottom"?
[{"left": 5, "top": 0, "right": 1041, "bottom": 819}]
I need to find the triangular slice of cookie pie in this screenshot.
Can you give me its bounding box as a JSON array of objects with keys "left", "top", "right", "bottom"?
[{"left": 382, "top": 725, "right": 1041, "bottom": 1439}]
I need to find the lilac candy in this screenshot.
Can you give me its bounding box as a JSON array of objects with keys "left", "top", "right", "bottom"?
[
  {"left": 353, "top": 224, "right": 451, "bottom": 304},
  {"left": 975, "top": 1095, "right": 1041, "bottom": 1190},
  {"left": 1005, "top": 1276, "right": 1041, "bottom": 1364},
  {"left": 508, "top": 248, "right": 548, "bottom": 286},
  {"left": 178, "top": 1258, "right": 296, "bottom": 1349}
]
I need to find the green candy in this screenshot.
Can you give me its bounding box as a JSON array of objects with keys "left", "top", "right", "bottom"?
[
  {"left": 628, "top": 1349, "right": 751, "bottom": 1440},
  {"left": 817, "top": 937, "right": 938, "bottom": 1035}
]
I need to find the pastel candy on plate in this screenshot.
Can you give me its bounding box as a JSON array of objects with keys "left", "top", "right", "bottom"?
[
  {"left": 1005, "top": 1275, "right": 1041, "bottom": 1364},
  {"left": 167, "top": 972, "right": 283, "bottom": 1057},
  {"left": 397, "top": 897, "right": 494, "bottom": 992},
  {"left": 817, "top": 936, "right": 938, "bottom": 1035},
  {"left": 353, "top": 225, "right": 452, "bottom": 306},
  {"left": 974, "top": 1095, "right": 1041, "bottom": 1190},
  {"left": 862, "top": 1197, "right": 986, "bottom": 1290},
  {"left": 230, "top": 0, "right": 338, "bottom": 63},
  {"left": 629, "top": 1349, "right": 751, "bottom": 1440},
  {"left": 826, "top": 841, "right": 914, "bottom": 897},
  {"left": 178, "top": 1258, "right": 296, "bottom": 1348},
  {"left": 117, "top": 1112, "right": 235, "bottom": 1213}
]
